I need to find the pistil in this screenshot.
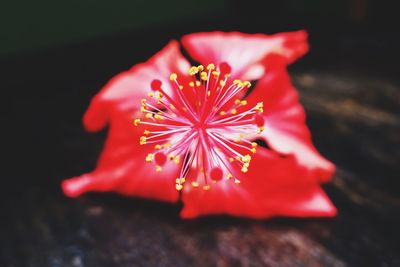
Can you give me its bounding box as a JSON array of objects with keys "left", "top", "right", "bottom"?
[{"left": 134, "top": 63, "right": 264, "bottom": 191}]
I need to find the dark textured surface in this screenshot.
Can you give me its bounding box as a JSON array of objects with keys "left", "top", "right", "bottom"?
[{"left": 1, "top": 27, "right": 400, "bottom": 267}]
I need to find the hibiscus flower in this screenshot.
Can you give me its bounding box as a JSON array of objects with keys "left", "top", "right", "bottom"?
[{"left": 62, "top": 31, "right": 337, "bottom": 219}]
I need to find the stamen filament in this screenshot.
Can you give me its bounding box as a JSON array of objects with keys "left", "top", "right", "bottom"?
[{"left": 136, "top": 63, "right": 263, "bottom": 191}]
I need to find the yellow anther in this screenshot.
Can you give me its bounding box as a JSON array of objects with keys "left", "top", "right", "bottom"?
[
  {"left": 258, "top": 127, "right": 265, "bottom": 134},
  {"left": 219, "top": 111, "right": 226, "bottom": 115},
  {"left": 188, "top": 66, "right": 199, "bottom": 76},
  {"left": 255, "top": 102, "right": 264, "bottom": 112},
  {"left": 140, "top": 136, "right": 147, "bottom": 145},
  {"left": 212, "top": 71, "right": 220, "bottom": 77},
  {"left": 176, "top": 177, "right": 185, "bottom": 184},
  {"left": 145, "top": 113, "right": 152, "bottom": 119},
  {"left": 235, "top": 156, "right": 241, "bottom": 161},
  {"left": 231, "top": 109, "right": 237, "bottom": 115},
  {"left": 154, "top": 144, "right": 162, "bottom": 150},
  {"left": 234, "top": 179, "right": 241, "bottom": 184},
  {"left": 227, "top": 173, "right": 233, "bottom": 179},
  {"left": 154, "top": 114, "right": 162, "bottom": 120},
  {"left": 169, "top": 104, "right": 175, "bottom": 110},
  {"left": 200, "top": 71, "right": 208, "bottom": 81},
  {"left": 133, "top": 119, "right": 141, "bottom": 126},
  {"left": 196, "top": 81, "right": 201, "bottom": 86},
  {"left": 234, "top": 99, "right": 241, "bottom": 105},
  {"left": 140, "top": 106, "right": 146, "bottom": 113},
  {"left": 251, "top": 142, "right": 258, "bottom": 148},
  {"left": 233, "top": 79, "right": 243, "bottom": 86},
  {"left": 207, "top": 90, "right": 211, "bottom": 96},
  {"left": 169, "top": 73, "right": 177, "bottom": 81},
  {"left": 241, "top": 100, "right": 248, "bottom": 106},
  {"left": 176, "top": 184, "right": 183, "bottom": 191},
  {"left": 156, "top": 166, "right": 162, "bottom": 172},
  {"left": 143, "top": 130, "right": 150, "bottom": 135},
  {"left": 174, "top": 155, "right": 180, "bottom": 164},
  {"left": 163, "top": 143, "right": 171, "bottom": 149},
  {"left": 189, "top": 81, "right": 194, "bottom": 87},
  {"left": 243, "top": 162, "right": 250, "bottom": 168},
  {"left": 242, "top": 154, "right": 251, "bottom": 163},
  {"left": 175, "top": 177, "right": 185, "bottom": 191},
  {"left": 147, "top": 92, "right": 154, "bottom": 97},
  {"left": 251, "top": 148, "right": 257, "bottom": 154},
  {"left": 145, "top": 153, "right": 154, "bottom": 162},
  {"left": 203, "top": 185, "right": 211, "bottom": 190},
  {"left": 141, "top": 99, "right": 146, "bottom": 105},
  {"left": 206, "top": 63, "right": 215, "bottom": 70},
  {"left": 243, "top": 81, "right": 251, "bottom": 88},
  {"left": 168, "top": 154, "right": 175, "bottom": 160},
  {"left": 179, "top": 85, "right": 183, "bottom": 90},
  {"left": 191, "top": 181, "right": 199, "bottom": 188},
  {"left": 229, "top": 157, "right": 234, "bottom": 163},
  {"left": 219, "top": 80, "right": 226, "bottom": 87},
  {"left": 197, "top": 65, "right": 204, "bottom": 71},
  {"left": 241, "top": 166, "right": 248, "bottom": 173}
]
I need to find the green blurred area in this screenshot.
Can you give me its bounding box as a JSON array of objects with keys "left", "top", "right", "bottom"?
[{"left": 0, "top": 0, "right": 227, "bottom": 56}]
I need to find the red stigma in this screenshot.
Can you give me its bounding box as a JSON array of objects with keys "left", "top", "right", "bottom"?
[
  {"left": 210, "top": 167, "right": 223, "bottom": 181},
  {"left": 151, "top": 79, "right": 162, "bottom": 91},
  {"left": 255, "top": 114, "right": 265, "bottom": 127},
  {"left": 219, "top": 62, "right": 231, "bottom": 75},
  {"left": 155, "top": 152, "right": 167, "bottom": 166}
]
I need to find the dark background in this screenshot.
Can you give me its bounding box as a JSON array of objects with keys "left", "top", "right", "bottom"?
[{"left": 1, "top": 0, "right": 399, "bottom": 266}]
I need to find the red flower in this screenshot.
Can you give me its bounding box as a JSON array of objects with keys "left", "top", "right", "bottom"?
[{"left": 62, "top": 31, "right": 337, "bottom": 219}]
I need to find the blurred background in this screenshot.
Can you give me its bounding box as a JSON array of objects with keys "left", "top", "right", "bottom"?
[
  {"left": 1, "top": 0, "right": 399, "bottom": 78},
  {"left": 1, "top": 0, "right": 399, "bottom": 266}
]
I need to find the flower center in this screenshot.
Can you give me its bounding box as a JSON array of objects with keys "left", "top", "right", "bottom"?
[{"left": 134, "top": 63, "right": 264, "bottom": 191}]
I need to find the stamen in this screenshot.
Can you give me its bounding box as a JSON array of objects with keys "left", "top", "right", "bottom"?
[
  {"left": 135, "top": 62, "right": 264, "bottom": 191},
  {"left": 145, "top": 153, "right": 154, "bottom": 162}
]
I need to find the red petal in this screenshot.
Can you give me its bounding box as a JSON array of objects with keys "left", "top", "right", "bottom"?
[
  {"left": 63, "top": 107, "right": 180, "bottom": 202},
  {"left": 247, "top": 68, "right": 335, "bottom": 182},
  {"left": 265, "top": 187, "right": 337, "bottom": 218},
  {"left": 83, "top": 40, "right": 190, "bottom": 132},
  {"left": 181, "top": 30, "right": 308, "bottom": 80},
  {"left": 62, "top": 41, "right": 191, "bottom": 202},
  {"left": 180, "top": 147, "right": 336, "bottom": 219}
]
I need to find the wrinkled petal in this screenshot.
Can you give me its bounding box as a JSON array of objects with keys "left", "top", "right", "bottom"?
[
  {"left": 181, "top": 30, "right": 308, "bottom": 80},
  {"left": 63, "top": 107, "right": 180, "bottom": 202},
  {"left": 62, "top": 41, "right": 191, "bottom": 202},
  {"left": 83, "top": 40, "right": 191, "bottom": 132},
  {"left": 246, "top": 68, "right": 335, "bottom": 181},
  {"left": 180, "top": 147, "right": 336, "bottom": 219}
]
